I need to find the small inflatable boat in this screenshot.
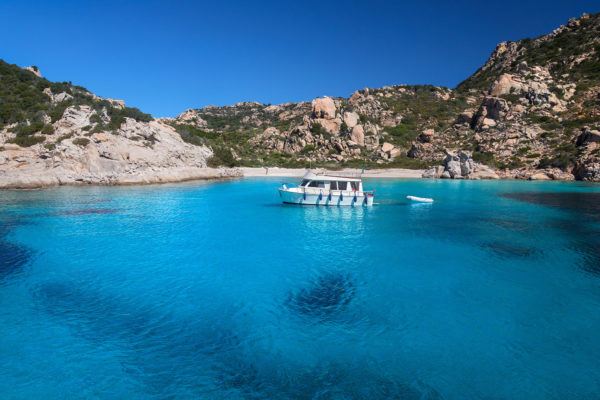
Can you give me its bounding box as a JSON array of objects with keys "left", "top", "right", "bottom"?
[{"left": 407, "top": 195, "right": 434, "bottom": 203}]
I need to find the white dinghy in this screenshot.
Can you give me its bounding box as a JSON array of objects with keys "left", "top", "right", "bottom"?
[{"left": 406, "top": 195, "right": 434, "bottom": 203}]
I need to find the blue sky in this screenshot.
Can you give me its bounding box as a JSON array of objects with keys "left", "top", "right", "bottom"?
[{"left": 0, "top": 1, "right": 597, "bottom": 117}]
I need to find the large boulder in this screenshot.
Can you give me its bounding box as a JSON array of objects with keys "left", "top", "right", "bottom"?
[
  {"left": 459, "top": 151, "right": 475, "bottom": 176},
  {"left": 349, "top": 125, "right": 365, "bottom": 146},
  {"left": 574, "top": 160, "right": 600, "bottom": 181},
  {"left": 343, "top": 111, "right": 360, "bottom": 129},
  {"left": 576, "top": 129, "right": 600, "bottom": 147},
  {"left": 422, "top": 165, "right": 445, "bottom": 179},
  {"left": 456, "top": 111, "right": 473, "bottom": 125},
  {"left": 417, "top": 129, "right": 434, "bottom": 143},
  {"left": 470, "top": 164, "right": 500, "bottom": 180},
  {"left": 313, "top": 118, "right": 341, "bottom": 135},
  {"left": 471, "top": 96, "right": 509, "bottom": 130},
  {"left": 311, "top": 96, "right": 336, "bottom": 120},
  {"left": 422, "top": 150, "right": 498, "bottom": 180},
  {"left": 489, "top": 74, "right": 524, "bottom": 96},
  {"left": 381, "top": 142, "right": 394, "bottom": 153},
  {"left": 24, "top": 66, "right": 41, "bottom": 77}
]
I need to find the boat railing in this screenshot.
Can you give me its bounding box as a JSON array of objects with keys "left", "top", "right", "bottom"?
[
  {"left": 313, "top": 171, "right": 363, "bottom": 179},
  {"left": 296, "top": 187, "right": 375, "bottom": 196}
]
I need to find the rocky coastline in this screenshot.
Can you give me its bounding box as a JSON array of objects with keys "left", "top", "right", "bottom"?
[{"left": 1, "top": 13, "right": 599, "bottom": 188}]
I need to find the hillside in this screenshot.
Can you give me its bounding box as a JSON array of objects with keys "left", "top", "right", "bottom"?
[
  {"left": 1, "top": 12, "right": 599, "bottom": 185},
  {"left": 167, "top": 12, "right": 600, "bottom": 180},
  {"left": 0, "top": 61, "right": 238, "bottom": 188}
]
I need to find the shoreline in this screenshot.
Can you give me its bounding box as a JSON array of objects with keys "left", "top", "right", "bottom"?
[
  {"left": 240, "top": 167, "right": 424, "bottom": 179},
  {"left": 0, "top": 167, "right": 242, "bottom": 190},
  {"left": 0, "top": 167, "right": 596, "bottom": 190}
]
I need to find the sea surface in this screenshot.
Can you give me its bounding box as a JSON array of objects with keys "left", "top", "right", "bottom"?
[{"left": 1, "top": 178, "right": 599, "bottom": 399}]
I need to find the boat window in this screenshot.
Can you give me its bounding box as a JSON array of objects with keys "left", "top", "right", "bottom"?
[
  {"left": 300, "top": 180, "right": 309, "bottom": 186},
  {"left": 308, "top": 180, "right": 325, "bottom": 188},
  {"left": 350, "top": 182, "right": 358, "bottom": 191},
  {"left": 330, "top": 181, "right": 338, "bottom": 190},
  {"left": 337, "top": 181, "right": 347, "bottom": 191}
]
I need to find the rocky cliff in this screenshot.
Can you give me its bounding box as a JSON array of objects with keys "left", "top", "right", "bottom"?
[
  {"left": 169, "top": 12, "right": 600, "bottom": 181},
  {"left": 0, "top": 62, "right": 239, "bottom": 188}
]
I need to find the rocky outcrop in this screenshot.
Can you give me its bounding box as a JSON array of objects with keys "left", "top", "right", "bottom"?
[
  {"left": 24, "top": 66, "right": 41, "bottom": 77},
  {"left": 422, "top": 150, "right": 499, "bottom": 180},
  {"left": 471, "top": 97, "right": 509, "bottom": 130},
  {"left": 311, "top": 97, "right": 337, "bottom": 119},
  {"left": 0, "top": 105, "right": 240, "bottom": 189}
]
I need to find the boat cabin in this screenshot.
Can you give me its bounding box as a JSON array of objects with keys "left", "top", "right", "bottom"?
[{"left": 298, "top": 171, "right": 364, "bottom": 193}]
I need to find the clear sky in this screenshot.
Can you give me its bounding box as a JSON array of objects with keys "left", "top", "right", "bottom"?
[{"left": 0, "top": 0, "right": 598, "bottom": 117}]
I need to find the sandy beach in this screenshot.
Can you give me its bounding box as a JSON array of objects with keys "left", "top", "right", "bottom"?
[{"left": 240, "top": 167, "right": 424, "bottom": 178}]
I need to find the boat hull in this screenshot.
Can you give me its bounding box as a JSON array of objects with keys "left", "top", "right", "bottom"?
[{"left": 279, "top": 189, "right": 374, "bottom": 206}]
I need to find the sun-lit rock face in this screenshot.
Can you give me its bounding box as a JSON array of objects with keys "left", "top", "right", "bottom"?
[
  {"left": 311, "top": 96, "right": 337, "bottom": 120},
  {"left": 0, "top": 106, "right": 239, "bottom": 188}
]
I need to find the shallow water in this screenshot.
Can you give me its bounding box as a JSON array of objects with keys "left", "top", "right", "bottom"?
[{"left": 0, "top": 178, "right": 599, "bottom": 399}]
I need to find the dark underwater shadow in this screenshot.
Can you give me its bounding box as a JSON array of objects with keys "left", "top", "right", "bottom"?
[
  {"left": 501, "top": 192, "right": 600, "bottom": 275},
  {"left": 31, "top": 277, "right": 444, "bottom": 399},
  {"left": 484, "top": 240, "right": 536, "bottom": 259},
  {"left": 45, "top": 208, "right": 119, "bottom": 216},
  {"left": 546, "top": 218, "right": 600, "bottom": 275},
  {"left": 286, "top": 271, "right": 355, "bottom": 319},
  {"left": 32, "top": 280, "right": 244, "bottom": 395},
  {"left": 500, "top": 192, "right": 600, "bottom": 222},
  {"left": 0, "top": 216, "right": 32, "bottom": 280}
]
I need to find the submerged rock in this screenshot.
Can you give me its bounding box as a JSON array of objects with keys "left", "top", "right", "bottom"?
[{"left": 288, "top": 272, "right": 355, "bottom": 316}]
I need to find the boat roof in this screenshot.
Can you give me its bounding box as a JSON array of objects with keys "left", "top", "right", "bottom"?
[{"left": 302, "top": 170, "right": 362, "bottom": 182}]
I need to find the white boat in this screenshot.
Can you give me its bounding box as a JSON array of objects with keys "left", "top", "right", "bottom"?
[
  {"left": 278, "top": 170, "right": 375, "bottom": 206},
  {"left": 406, "top": 195, "right": 434, "bottom": 203}
]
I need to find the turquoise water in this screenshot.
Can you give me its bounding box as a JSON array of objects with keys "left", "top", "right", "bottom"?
[{"left": 1, "top": 178, "right": 599, "bottom": 399}]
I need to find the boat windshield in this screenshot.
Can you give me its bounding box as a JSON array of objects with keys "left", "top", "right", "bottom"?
[
  {"left": 300, "top": 180, "right": 309, "bottom": 186},
  {"left": 308, "top": 180, "right": 325, "bottom": 188}
]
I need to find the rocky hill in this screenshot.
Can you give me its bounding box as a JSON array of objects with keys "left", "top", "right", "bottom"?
[
  {"left": 0, "top": 61, "right": 239, "bottom": 188},
  {"left": 168, "top": 12, "right": 600, "bottom": 181},
  {"left": 1, "top": 12, "right": 599, "bottom": 186}
]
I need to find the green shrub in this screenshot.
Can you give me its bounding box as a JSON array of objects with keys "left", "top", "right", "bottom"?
[
  {"left": 41, "top": 124, "right": 54, "bottom": 135},
  {"left": 48, "top": 101, "right": 71, "bottom": 123},
  {"left": 174, "top": 124, "right": 218, "bottom": 146},
  {"left": 89, "top": 113, "right": 103, "bottom": 124},
  {"left": 56, "top": 133, "right": 73, "bottom": 143},
  {"left": 44, "top": 143, "right": 56, "bottom": 150},
  {"left": 207, "top": 147, "right": 236, "bottom": 167},
  {"left": 72, "top": 137, "right": 90, "bottom": 147},
  {"left": 500, "top": 93, "right": 522, "bottom": 103},
  {"left": 106, "top": 106, "right": 152, "bottom": 130},
  {"left": 91, "top": 124, "right": 106, "bottom": 133},
  {"left": 11, "top": 121, "right": 45, "bottom": 136},
  {"left": 9, "top": 135, "right": 45, "bottom": 147},
  {"left": 300, "top": 144, "right": 315, "bottom": 154},
  {"left": 310, "top": 122, "right": 324, "bottom": 135},
  {"left": 472, "top": 151, "right": 497, "bottom": 167}
]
